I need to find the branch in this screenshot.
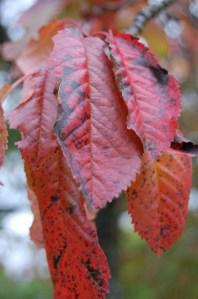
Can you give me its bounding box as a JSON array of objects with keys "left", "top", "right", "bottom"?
[{"left": 128, "top": 0, "right": 177, "bottom": 35}]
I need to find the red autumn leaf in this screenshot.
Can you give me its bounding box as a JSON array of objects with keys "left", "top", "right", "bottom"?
[
  {"left": 4, "top": 10, "right": 194, "bottom": 296},
  {"left": 126, "top": 151, "right": 192, "bottom": 255},
  {"left": 52, "top": 28, "right": 142, "bottom": 209},
  {"left": 105, "top": 32, "right": 181, "bottom": 157},
  {"left": 9, "top": 71, "right": 110, "bottom": 298}
]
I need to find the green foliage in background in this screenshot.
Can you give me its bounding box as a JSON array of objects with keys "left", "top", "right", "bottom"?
[
  {"left": 0, "top": 271, "right": 52, "bottom": 299},
  {"left": 0, "top": 213, "right": 198, "bottom": 299},
  {"left": 119, "top": 212, "right": 198, "bottom": 299}
]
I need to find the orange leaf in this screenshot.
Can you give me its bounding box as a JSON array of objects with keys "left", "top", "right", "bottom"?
[
  {"left": 126, "top": 151, "right": 192, "bottom": 255},
  {"left": 0, "top": 84, "right": 11, "bottom": 103}
]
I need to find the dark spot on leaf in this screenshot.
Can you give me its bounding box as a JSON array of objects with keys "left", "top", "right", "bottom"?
[
  {"left": 160, "top": 226, "right": 170, "bottom": 237},
  {"left": 51, "top": 195, "right": 59, "bottom": 203},
  {"left": 53, "top": 254, "right": 61, "bottom": 269},
  {"left": 66, "top": 204, "right": 76, "bottom": 214},
  {"left": 149, "top": 65, "right": 168, "bottom": 85},
  {"left": 82, "top": 259, "right": 104, "bottom": 287},
  {"left": 132, "top": 190, "right": 138, "bottom": 197},
  {"left": 53, "top": 242, "right": 67, "bottom": 270},
  {"left": 53, "top": 80, "right": 60, "bottom": 96}
]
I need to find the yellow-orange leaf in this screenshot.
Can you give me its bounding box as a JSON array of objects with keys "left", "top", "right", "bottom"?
[{"left": 126, "top": 151, "right": 192, "bottom": 255}]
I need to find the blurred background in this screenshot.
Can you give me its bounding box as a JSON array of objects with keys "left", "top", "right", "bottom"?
[{"left": 0, "top": 0, "right": 197, "bottom": 298}]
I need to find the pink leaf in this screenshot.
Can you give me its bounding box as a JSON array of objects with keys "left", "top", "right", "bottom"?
[{"left": 106, "top": 32, "right": 181, "bottom": 157}]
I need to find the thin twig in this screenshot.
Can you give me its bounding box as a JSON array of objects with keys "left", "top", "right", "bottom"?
[{"left": 128, "top": 0, "right": 177, "bottom": 35}]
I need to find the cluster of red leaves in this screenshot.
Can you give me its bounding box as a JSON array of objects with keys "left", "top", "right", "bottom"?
[{"left": 0, "top": 20, "right": 196, "bottom": 298}]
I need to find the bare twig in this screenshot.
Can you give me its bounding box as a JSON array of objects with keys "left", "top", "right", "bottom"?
[{"left": 128, "top": 0, "right": 177, "bottom": 35}]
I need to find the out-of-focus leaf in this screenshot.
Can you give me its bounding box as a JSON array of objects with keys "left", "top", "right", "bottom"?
[
  {"left": 17, "top": 20, "right": 66, "bottom": 74},
  {"left": 1, "top": 0, "right": 70, "bottom": 64},
  {"left": 19, "top": 0, "right": 70, "bottom": 38}
]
